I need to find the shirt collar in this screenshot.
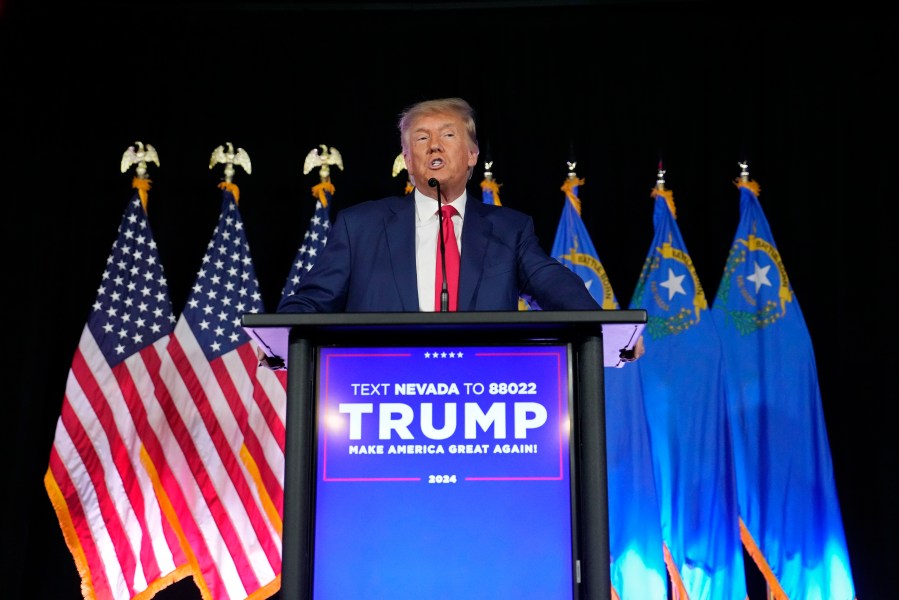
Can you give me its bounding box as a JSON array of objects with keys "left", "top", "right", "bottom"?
[{"left": 414, "top": 188, "right": 467, "bottom": 222}]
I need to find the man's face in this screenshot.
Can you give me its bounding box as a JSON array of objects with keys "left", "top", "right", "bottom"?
[{"left": 403, "top": 112, "right": 478, "bottom": 202}]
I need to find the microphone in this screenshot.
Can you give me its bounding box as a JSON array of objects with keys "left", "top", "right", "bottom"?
[{"left": 428, "top": 177, "right": 449, "bottom": 312}]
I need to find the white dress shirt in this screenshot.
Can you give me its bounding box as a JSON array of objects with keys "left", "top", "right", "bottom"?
[{"left": 414, "top": 188, "right": 466, "bottom": 312}]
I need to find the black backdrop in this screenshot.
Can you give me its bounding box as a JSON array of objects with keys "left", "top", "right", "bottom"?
[{"left": 3, "top": 1, "right": 896, "bottom": 599}]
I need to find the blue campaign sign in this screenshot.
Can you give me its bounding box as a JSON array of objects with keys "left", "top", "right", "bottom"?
[{"left": 312, "top": 344, "right": 576, "bottom": 600}]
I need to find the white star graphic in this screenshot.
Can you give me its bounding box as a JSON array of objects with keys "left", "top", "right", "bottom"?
[
  {"left": 746, "top": 261, "right": 772, "bottom": 293},
  {"left": 659, "top": 267, "right": 686, "bottom": 300}
]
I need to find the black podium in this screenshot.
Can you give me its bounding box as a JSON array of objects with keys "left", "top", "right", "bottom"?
[{"left": 243, "top": 310, "right": 646, "bottom": 600}]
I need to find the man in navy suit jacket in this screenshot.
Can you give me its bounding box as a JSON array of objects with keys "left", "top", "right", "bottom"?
[{"left": 278, "top": 97, "right": 604, "bottom": 314}]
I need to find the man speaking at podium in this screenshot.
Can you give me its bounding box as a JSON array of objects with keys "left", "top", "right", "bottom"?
[{"left": 278, "top": 96, "right": 641, "bottom": 344}]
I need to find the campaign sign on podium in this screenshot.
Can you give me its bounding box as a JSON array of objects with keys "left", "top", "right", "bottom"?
[{"left": 243, "top": 310, "right": 646, "bottom": 600}]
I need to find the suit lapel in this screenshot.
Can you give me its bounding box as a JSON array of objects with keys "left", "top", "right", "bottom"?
[
  {"left": 384, "top": 197, "right": 419, "bottom": 311},
  {"left": 458, "top": 199, "right": 491, "bottom": 310}
]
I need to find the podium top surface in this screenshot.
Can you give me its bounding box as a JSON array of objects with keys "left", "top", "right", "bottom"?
[
  {"left": 243, "top": 309, "right": 644, "bottom": 328},
  {"left": 243, "top": 309, "right": 646, "bottom": 368}
]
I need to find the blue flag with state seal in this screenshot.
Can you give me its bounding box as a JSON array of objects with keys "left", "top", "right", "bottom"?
[
  {"left": 629, "top": 173, "right": 746, "bottom": 600},
  {"left": 550, "top": 175, "right": 617, "bottom": 310},
  {"left": 550, "top": 171, "right": 667, "bottom": 600},
  {"left": 711, "top": 173, "right": 855, "bottom": 600}
]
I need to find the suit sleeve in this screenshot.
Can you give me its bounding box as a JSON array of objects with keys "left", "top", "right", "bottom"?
[{"left": 515, "top": 215, "right": 600, "bottom": 311}]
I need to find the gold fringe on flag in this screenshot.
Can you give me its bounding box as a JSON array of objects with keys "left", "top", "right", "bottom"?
[
  {"left": 663, "top": 543, "right": 689, "bottom": 600},
  {"left": 240, "top": 445, "right": 283, "bottom": 536},
  {"left": 217, "top": 181, "right": 240, "bottom": 204},
  {"left": 132, "top": 176, "right": 152, "bottom": 212},
  {"left": 735, "top": 178, "right": 762, "bottom": 196},
  {"left": 651, "top": 187, "right": 676, "bottom": 219},
  {"left": 740, "top": 519, "right": 787, "bottom": 600},
  {"left": 480, "top": 179, "right": 502, "bottom": 206},
  {"left": 138, "top": 448, "right": 201, "bottom": 599},
  {"left": 311, "top": 181, "right": 336, "bottom": 208},
  {"left": 44, "top": 470, "right": 96, "bottom": 600},
  {"left": 561, "top": 176, "right": 585, "bottom": 216}
]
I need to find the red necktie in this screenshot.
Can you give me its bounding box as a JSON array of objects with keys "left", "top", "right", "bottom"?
[{"left": 435, "top": 204, "right": 460, "bottom": 311}]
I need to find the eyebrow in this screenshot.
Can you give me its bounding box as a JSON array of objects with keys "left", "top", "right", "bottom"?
[{"left": 415, "top": 121, "right": 457, "bottom": 133}]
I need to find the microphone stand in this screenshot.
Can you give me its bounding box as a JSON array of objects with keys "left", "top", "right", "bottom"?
[{"left": 428, "top": 177, "right": 449, "bottom": 312}]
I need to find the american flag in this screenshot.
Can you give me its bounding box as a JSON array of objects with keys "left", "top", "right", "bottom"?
[
  {"left": 280, "top": 184, "right": 332, "bottom": 301},
  {"left": 44, "top": 190, "right": 191, "bottom": 599},
  {"left": 155, "top": 187, "right": 284, "bottom": 600},
  {"left": 272, "top": 184, "right": 333, "bottom": 405}
]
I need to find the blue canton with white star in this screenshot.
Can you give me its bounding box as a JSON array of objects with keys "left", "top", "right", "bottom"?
[
  {"left": 87, "top": 194, "right": 176, "bottom": 367},
  {"left": 183, "top": 193, "right": 264, "bottom": 361},
  {"left": 281, "top": 197, "right": 331, "bottom": 302}
]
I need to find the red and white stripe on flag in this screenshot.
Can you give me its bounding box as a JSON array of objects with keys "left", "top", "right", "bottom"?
[
  {"left": 44, "top": 192, "right": 192, "bottom": 600},
  {"left": 46, "top": 327, "right": 191, "bottom": 599},
  {"left": 151, "top": 192, "right": 284, "bottom": 599}
]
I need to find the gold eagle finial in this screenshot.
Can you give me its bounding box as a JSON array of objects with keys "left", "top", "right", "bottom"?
[
  {"left": 209, "top": 142, "right": 252, "bottom": 183},
  {"left": 121, "top": 141, "right": 160, "bottom": 178},
  {"left": 303, "top": 144, "right": 344, "bottom": 182},
  {"left": 391, "top": 152, "right": 407, "bottom": 178}
]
